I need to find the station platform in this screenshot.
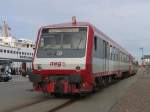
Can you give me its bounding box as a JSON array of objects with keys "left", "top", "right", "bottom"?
[{"left": 110, "top": 68, "right": 150, "bottom": 112}]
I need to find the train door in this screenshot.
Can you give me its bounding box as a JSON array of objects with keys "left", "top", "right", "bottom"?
[
  {"left": 92, "top": 36, "right": 103, "bottom": 73},
  {"left": 106, "top": 42, "right": 109, "bottom": 72},
  {"left": 118, "top": 51, "right": 121, "bottom": 71},
  {"left": 103, "top": 40, "right": 109, "bottom": 72}
]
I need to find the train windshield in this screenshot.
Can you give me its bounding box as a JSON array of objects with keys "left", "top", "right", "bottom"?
[{"left": 37, "top": 27, "right": 87, "bottom": 58}]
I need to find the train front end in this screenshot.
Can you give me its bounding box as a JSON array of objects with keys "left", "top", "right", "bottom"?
[{"left": 30, "top": 24, "right": 94, "bottom": 95}]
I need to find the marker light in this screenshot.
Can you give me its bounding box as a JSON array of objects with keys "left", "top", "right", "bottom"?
[{"left": 76, "top": 66, "right": 81, "bottom": 70}]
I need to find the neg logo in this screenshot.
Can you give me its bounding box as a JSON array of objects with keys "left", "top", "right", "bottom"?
[{"left": 49, "top": 62, "right": 66, "bottom": 67}]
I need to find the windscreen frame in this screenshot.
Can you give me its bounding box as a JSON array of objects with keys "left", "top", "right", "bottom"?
[{"left": 36, "top": 26, "right": 88, "bottom": 58}]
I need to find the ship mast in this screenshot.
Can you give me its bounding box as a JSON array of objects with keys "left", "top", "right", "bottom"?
[{"left": 0, "top": 21, "right": 11, "bottom": 37}]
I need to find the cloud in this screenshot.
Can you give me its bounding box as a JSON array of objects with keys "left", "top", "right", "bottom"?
[{"left": 0, "top": 0, "right": 150, "bottom": 59}]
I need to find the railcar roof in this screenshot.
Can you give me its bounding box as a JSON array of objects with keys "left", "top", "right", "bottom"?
[
  {"left": 93, "top": 26, "right": 131, "bottom": 56},
  {"left": 43, "top": 22, "right": 91, "bottom": 28},
  {"left": 42, "top": 22, "right": 133, "bottom": 57}
]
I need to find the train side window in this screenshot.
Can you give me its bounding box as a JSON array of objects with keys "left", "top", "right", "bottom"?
[
  {"left": 112, "top": 47, "right": 115, "bottom": 61},
  {"left": 104, "top": 41, "right": 109, "bottom": 59},
  {"left": 98, "top": 37, "right": 103, "bottom": 58},
  {"left": 104, "top": 41, "right": 108, "bottom": 59},
  {"left": 103, "top": 40, "right": 106, "bottom": 59},
  {"left": 107, "top": 43, "right": 110, "bottom": 59},
  {"left": 114, "top": 48, "right": 116, "bottom": 61},
  {"left": 94, "top": 36, "right": 97, "bottom": 51},
  {"left": 111, "top": 47, "right": 113, "bottom": 60},
  {"left": 118, "top": 51, "right": 120, "bottom": 61},
  {"left": 121, "top": 53, "right": 123, "bottom": 62},
  {"left": 116, "top": 48, "right": 119, "bottom": 61},
  {"left": 110, "top": 46, "right": 112, "bottom": 60}
]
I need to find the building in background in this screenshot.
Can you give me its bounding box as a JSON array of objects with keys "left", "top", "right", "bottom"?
[
  {"left": 0, "top": 21, "right": 35, "bottom": 75},
  {"left": 143, "top": 55, "right": 150, "bottom": 66}
]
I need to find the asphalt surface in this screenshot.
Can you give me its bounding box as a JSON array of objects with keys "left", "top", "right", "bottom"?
[
  {"left": 0, "top": 76, "right": 69, "bottom": 112},
  {"left": 57, "top": 73, "right": 139, "bottom": 112},
  {"left": 0, "top": 76, "right": 44, "bottom": 112},
  {"left": 110, "top": 68, "right": 150, "bottom": 112},
  {"left": 0, "top": 69, "right": 144, "bottom": 112}
]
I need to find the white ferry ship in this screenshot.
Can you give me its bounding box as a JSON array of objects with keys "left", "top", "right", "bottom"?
[{"left": 0, "top": 21, "right": 34, "bottom": 75}]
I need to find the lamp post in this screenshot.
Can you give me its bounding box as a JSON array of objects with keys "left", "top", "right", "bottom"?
[
  {"left": 139, "top": 47, "right": 144, "bottom": 67},
  {"left": 17, "top": 48, "right": 21, "bottom": 74}
]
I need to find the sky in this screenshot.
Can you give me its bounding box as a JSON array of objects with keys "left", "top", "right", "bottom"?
[{"left": 0, "top": 0, "right": 150, "bottom": 60}]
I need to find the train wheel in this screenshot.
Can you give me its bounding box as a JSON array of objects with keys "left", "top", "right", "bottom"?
[
  {"left": 92, "top": 84, "right": 98, "bottom": 93},
  {"left": 53, "top": 93, "right": 63, "bottom": 98},
  {"left": 102, "top": 77, "right": 106, "bottom": 86}
]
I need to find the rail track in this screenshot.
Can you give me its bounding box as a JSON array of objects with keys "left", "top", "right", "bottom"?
[
  {"left": 2, "top": 98, "right": 49, "bottom": 112},
  {"left": 2, "top": 95, "right": 81, "bottom": 112},
  {"left": 1, "top": 73, "right": 139, "bottom": 112},
  {"left": 48, "top": 98, "right": 78, "bottom": 112},
  {"left": 1, "top": 72, "right": 139, "bottom": 112}
]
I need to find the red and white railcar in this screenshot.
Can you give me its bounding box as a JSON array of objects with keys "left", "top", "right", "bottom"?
[{"left": 29, "top": 17, "right": 137, "bottom": 95}]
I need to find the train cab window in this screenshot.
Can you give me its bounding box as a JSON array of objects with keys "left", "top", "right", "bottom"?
[
  {"left": 38, "top": 27, "right": 87, "bottom": 58},
  {"left": 94, "top": 36, "right": 97, "bottom": 51},
  {"left": 4, "top": 50, "right": 6, "bottom": 53}
]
